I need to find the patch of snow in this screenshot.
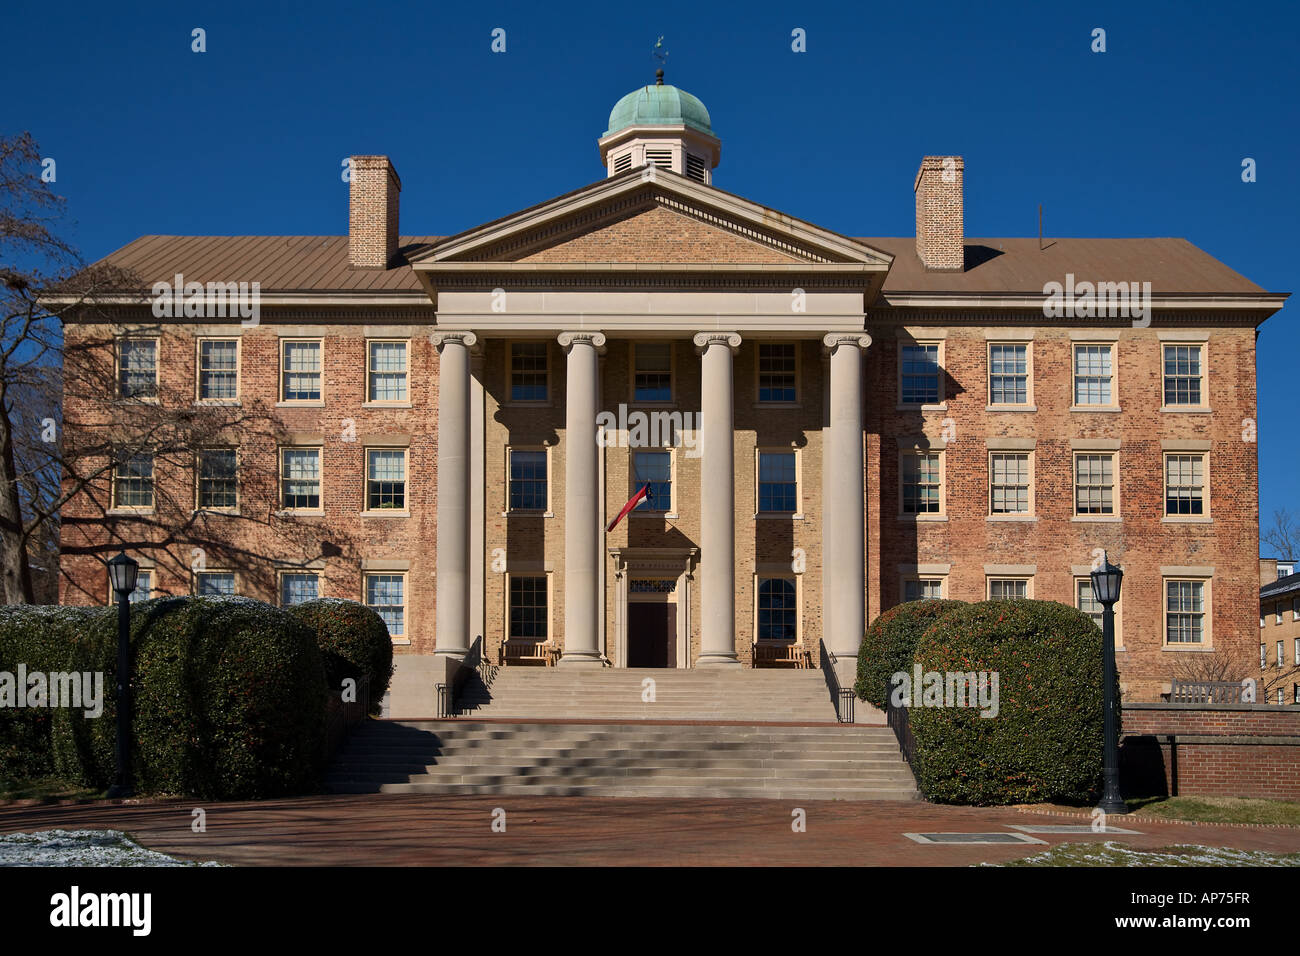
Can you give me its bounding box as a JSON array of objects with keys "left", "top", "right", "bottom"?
[{"left": 0, "top": 829, "right": 224, "bottom": 867}]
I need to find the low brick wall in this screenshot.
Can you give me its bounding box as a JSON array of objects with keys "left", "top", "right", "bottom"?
[{"left": 1120, "top": 703, "right": 1300, "bottom": 801}]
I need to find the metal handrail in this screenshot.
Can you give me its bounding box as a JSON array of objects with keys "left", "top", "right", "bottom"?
[
  {"left": 818, "top": 639, "right": 854, "bottom": 724},
  {"left": 884, "top": 689, "right": 916, "bottom": 766},
  {"left": 440, "top": 636, "right": 497, "bottom": 719}
]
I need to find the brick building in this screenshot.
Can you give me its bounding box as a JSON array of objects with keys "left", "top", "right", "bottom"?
[
  {"left": 1259, "top": 558, "right": 1300, "bottom": 704},
  {"left": 57, "top": 76, "right": 1287, "bottom": 703}
]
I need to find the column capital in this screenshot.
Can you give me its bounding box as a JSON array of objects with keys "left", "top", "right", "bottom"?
[
  {"left": 822, "top": 333, "right": 872, "bottom": 354},
  {"left": 692, "top": 331, "right": 742, "bottom": 354},
  {"left": 431, "top": 330, "right": 478, "bottom": 352},
  {"left": 557, "top": 331, "right": 607, "bottom": 354}
]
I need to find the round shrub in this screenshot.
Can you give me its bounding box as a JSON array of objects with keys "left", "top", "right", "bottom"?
[
  {"left": 908, "top": 599, "right": 1115, "bottom": 805},
  {"left": 855, "top": 599, "right": 966, "bottom": 709},
  {"left": 287, "top": 598, "right": 393, "bottom": 715},
  {"left": 60, "top": 596, "right": 327, "bottom": 800},
  {"left": 0, "top": 605, "right": 109, "bottom": 782}
]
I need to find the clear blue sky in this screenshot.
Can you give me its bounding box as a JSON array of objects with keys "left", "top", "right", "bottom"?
[{"left": 5, "top": 0, "right": 1297, "bottom": 541}]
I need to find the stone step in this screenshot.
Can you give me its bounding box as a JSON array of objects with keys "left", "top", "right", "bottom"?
[{"left": 352, "top": 782, "right": 921, "bottom": 800}]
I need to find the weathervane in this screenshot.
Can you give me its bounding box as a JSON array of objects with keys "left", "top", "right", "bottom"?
[{"left": 652, "top": 36, "right": 668, "bottom": 84}]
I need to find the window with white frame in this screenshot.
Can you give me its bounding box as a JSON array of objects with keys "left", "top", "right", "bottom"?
[
  {"left": 988, "top": 578, "right": 1029, "bottom": 600},
  {"left": 1164, "top": 454, "right": 1206, "bottom": 516},
  {"left": 509, "top": 342, "right": 548, "bottom": 402},
  {"left": 365, "top": 449, "right": 407, "bottom": 511},
  {"left": 1261, "top": 644, "right": 1267, "bottom": 669},
  {"left": 1277, "top": 604, "right": 1284, "bottom": 626},
  {"left": 758, "top": 343, "right": 798, "bottom": 403},
  {"left": 280, "top": 572, "right": 319, "bottom": 607},
  {"left": 1077, "top": 579, "right": 1106, "bottom": 629},
  {"left": 633, "top": 343, "right": 672, "bottom": 403},
  {"left": 756, "top": 578, "right": 797, "bottom": 641},
  {"left": 1294, "top": 597, "right": 1300, "bottom": 621},
  {"left": 1074, "top": 453, "right": 1115, "bottom": 515},
  {"left": 280, "top": 448, "right": 321, "bottom": 510},
  {"left": 195, "top": 571, "right": 235, "bottom": 596},
  {"left": 367, "top": 341, "right": 408, "bottom": 403},
  {"left": 508, "top": 576, "right": 548, "bottom": 641},
  {"left": 508, "top": 448, "right": 547, "bottom": 512},
  {"left": 118, "top": 338, "right": 158, "bottom": 399},
  {"left": 1073, "top": 344, "right": 1114, "bottom": 406},
  {"left": 197, "top": 449, "right": 237, "bottom": 510},
  {"left": 365, "top": 573, "right": 406, "bottom": 639},
  {"left": 989, "top": 453, "right": 1030, "bottom": 514},
  {"left": 900, "top": 343, "right": 941, "bottom": 405},
  {"left": 988, "top": 343, "right": 1029, "bottom": 405},
  {"left": 127, "top": 569, "right": 152, "bottom": 604},
  {"left": 198, "top": 339, "right": 238, "bottom": 401},
  {"left": 631, "top": 451, "right": 671, "bottom": 513},
  {"left": 113, "top": 452, "right": 154, "bottom": 509},
  {"left": 903, "top": 578, "right": 944, "bottom": 602},
  {"left": 1163, "top": 344, "right": 1205, "bottom": 406},
  {"left": 1279, "top": 641, "right": 1286, "bottom": 668},
  {"left": 280, "top": 340, "right": 322, "bottom": 402},
  {"left": 901, "top": 451, "right": 942, "bottom": 515},
  {"left": 757, "top": 451, "right": 798, "bottom": 513},
  {"left": 1165, "top": 579, "right": 1207, "bottom": 646}
]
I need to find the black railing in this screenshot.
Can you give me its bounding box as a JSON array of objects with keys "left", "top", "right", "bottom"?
[
  {"left": 437, "top": 636, "right": 498, "bottom": 719},
  {"left": 436, "top": 682, "right": 452, "bottom": 719},
  {"left": 819, "top": 639, "right": 855, "bottom": 723},
  {"left": 884, "top": 689, "right": 916, "bottom": 766},
  {"left": 323, "top": 674, "right": 371, "bottom": 760}
]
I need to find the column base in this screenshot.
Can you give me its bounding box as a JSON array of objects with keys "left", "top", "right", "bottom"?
[
  {"left": 558, "top": 652, "right": 606, "bottom": 668},
  {"left": 695, "top": 654, "right": 742, "bottom": 668}
]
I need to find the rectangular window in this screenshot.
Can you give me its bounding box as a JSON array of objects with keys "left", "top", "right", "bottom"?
[
  {"left": 113, "top": 453, "right": 154, "bottom": 509},
  {"left": 1073, "top": 344, "right": 1113, "bottom": 406},
  {"left": 988, "top": 344, "right": 1028, "bottom": 405},
  {"left": 988, "top": 578, "right": 1029, "bottom": 600},
  {"left": 633, "top": 343, "right": 672, "bottom": 402},
  {"left": 365, "top": 573, "right": 406, "bottom": 638},
  {"left": 1074, "top": 453, "right": 1115, "bottom": 515},
  {"left": 903, "top": 579, "right": 943, "bottom": 602},
  {"left": 989, "top": 453, "right": 1030, "bottom": 514},
  {"left": 756, "top": 578, "right": 798, "bottom": 641},
  {"left": 1163, "top": 344, "right": 1204, "bottom": 406},
  {"left": 281, "top": 340, "right": 322, "bottom": 402},
  {"left": 758, "top": 343, "right": 798, "bottom": 403},
  {"left": 197, "top": 449, "right": 238, "bottom": 510},
  {"left": 128, "top": 570, "right": 152, "bottom": 604},
  {"left": 1277, "top": 604, "right": 1284, "bottom": 626},
  {"left": 1164, "top": 454, "right": 1205, "bottom": 516},
  {"left": 198, "top": 339, "right": 238, "bottom": 401},
  {"left": 1278, "top": 641, "right": 1286, "bottom": 668},
  {"left": 508, "top": 449, "right": 548, "bottom": 512},
  {"left": 1077, "top": 579, "right": 1105, "bottom": 629},
  {"left": 1261, "top": 644, "right": 1267, "bottom": 669},
  {"left": 509, "top": 576, "right": 548, "bottom": 640},
  {"left": 631, "top": 451, "right": 671, "bottom": 513},
  {"left": 509, "top": 342, "right": 548, "bottom": 402},
  {"left": 280, "top": 448, "right": 321, "bottom": 510},
  {"left": 367, "top": 341, "right": 408, "bottom": 403},
  {"left": 1294, "top": 597, "right": 1299, "bottom": 621},
  {"left": 758, "top": 452, "right": 797, "bottom": 513},
  {"left": 1165, "top": 580, "right": 1206, "bottom": 645},
  {"left": 900, "top": 344, "right": 941, "bottom": 405},
  {"left": 901, "top": 452, "right": 941, "bottom": 515},
  {"left": 195, "top": 571, "right": 235, "bottom": 596},
  {"left": 118, "top": 338, "right": 158, "bottom": 399},
  {"left": 280, "top": 572, "right": 319, "bottom": 607},
  {"left": 365, "top": 449, "right": 407, "bottom": 511}
]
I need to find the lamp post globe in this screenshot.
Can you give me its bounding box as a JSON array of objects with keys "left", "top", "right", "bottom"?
[{"left": 1089, "top": 551, "right": 1127, "bottom": 816}]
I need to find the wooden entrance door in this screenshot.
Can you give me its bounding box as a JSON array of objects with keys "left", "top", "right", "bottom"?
[{"left": 627, "top": 603, "right": 676, "bottom": 667}]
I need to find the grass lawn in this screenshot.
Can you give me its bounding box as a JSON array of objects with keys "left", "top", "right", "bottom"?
[
  {"left": 1127, "top": 795, "right": 1300, "bottom": 826},
  {"left": 0, "top": 777, "right": 104, "bottom": 803},
  {"left": 994, "top": 841, "right": 1300, "bottom": 867}
]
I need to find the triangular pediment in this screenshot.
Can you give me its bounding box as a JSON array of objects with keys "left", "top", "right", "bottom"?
[{"left": 411, "top": 167, "right": 893, "bottom": 269}]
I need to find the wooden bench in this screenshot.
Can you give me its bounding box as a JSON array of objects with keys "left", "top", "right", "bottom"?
[
  {"left": 753, "top": 641, "right": 811, "bottom": 669},
  {"left": 1168, "top": 679, "right": 1247, "bottom": 704},
  {"left": 500, "top": 639, "right": 559, "bottom": 667}
]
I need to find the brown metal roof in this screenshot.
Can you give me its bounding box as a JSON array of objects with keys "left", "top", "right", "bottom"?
[{"left": 89, "top": 233, "right": 1270, "bottom": 296}]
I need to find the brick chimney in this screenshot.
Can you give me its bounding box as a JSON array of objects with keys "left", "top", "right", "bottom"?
[
  {"left": 348, "top": 155, "right": 401, "bottom": 269},
  {"left": 914, "top": 155, "right": 964, "bottom": 272}
]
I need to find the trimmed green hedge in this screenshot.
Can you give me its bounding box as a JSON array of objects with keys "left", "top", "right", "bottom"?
[
  {"left": 908, "top": 599, "right": 1113, "bottom": 805},
  {"left": 855, "top": 599, "right": 966, "bottom": 709},
  {"left": 288, "top": 598, "right": 393, "bottom": 715},
  {"left": 0, "top": 606, "right": 108, "bottom": 781}
]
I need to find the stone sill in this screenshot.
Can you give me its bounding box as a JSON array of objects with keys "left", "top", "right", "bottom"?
[
  {"left": 1162, "top": 516, "right": 1212, "bottom": 524},
  {"left": 896, "top": 514, "right": 947, "bottom": 522},
  {"left": 276, "top": 400, "right": 325, "bottom": 408},
  {"left": 362, "top": 402, "right": 413, "bottom": 409},
  {"left": 752, "top": 403, "right": 803, "bottom": 410},
  {"left": 276, "top": 509, "right": 324, "bottom": 518},
  {"left": 1072, "top": 515, "right": 1121, "bottom": 523},
  {"left": 895, "top": 402, "right": 947, "bottom": 412},
  {"left": 362, "top": 511, "right": 410, "bottom": 519},
  {"left": 194, "top": 400, "right": 242, "bottom": 407},
  {"left": 107, "top": 508, "right": 154, "bottom": 516},
  {"left": 1069, "top": 405, "right": 1121, "bottom": 413},
  {"left": 390, "top": 638, "right": 412, "bottom": 646},
  {"left": 754, "top": 514, "right": 805, "bottom": 520},
  {"left": 502, "top": 511, "right": 554, "bottom": 518},
  {"left": 1160, "top": 406, "right": 1212, "bottom": 414},
  {"left": 985, "top": 404, "right": 1037, "bottom": 413},
  {"left": 987, "top": 514, "right": 1036, "bottom": 522}
]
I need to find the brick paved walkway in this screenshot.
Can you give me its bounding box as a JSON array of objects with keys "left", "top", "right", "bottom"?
[{"left": 1, "top": 795, "right": 1297, "bottom": 865}]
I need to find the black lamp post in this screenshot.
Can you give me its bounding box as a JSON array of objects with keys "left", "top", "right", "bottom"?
[
  {"left": 106, "top": 551, "right": 139, "bottom": 799},
  {"left": 1089, "top": 551, "right": 1126, "bottom": 815}
]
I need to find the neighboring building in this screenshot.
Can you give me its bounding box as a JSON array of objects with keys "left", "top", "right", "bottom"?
[
  {"left": 57, "top": 75, "right": 1288, "bottom": 703},
  {"left": 1260, "top": 558, "right": 1300, "bottom": 704}
]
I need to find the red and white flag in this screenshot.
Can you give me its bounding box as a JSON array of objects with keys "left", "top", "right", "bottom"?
[{"left": 606, "top": 483, "right": 652, "bottom": 533}]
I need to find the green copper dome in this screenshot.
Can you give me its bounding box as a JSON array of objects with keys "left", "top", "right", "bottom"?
[{"left": 605, "top": 79, "right": 713, "bottom": 137}]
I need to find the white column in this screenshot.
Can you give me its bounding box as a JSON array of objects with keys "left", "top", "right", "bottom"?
[
  {"left": 693, "top": 332, "right": 742, "bottom": 667},
  {"left": 558, "top": 331, "right": 606, "bottom": 666},
  {"left": 432, "top": 331, "right": 477, "bottom": 657},
  {"left": 469, "top": 353, "right": 486, "bottom": 648},
  {"left": 823, "top": 334, "right": 871, "bottom": 664}
]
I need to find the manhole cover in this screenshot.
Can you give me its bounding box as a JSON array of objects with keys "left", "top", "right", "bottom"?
[{"left": 904, "top": 832, "right": 1047, "bottom": 845}]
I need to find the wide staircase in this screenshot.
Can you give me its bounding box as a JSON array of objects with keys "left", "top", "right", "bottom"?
[{"left": 335, "top": 667, "right": 917, "bottom": 800}]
